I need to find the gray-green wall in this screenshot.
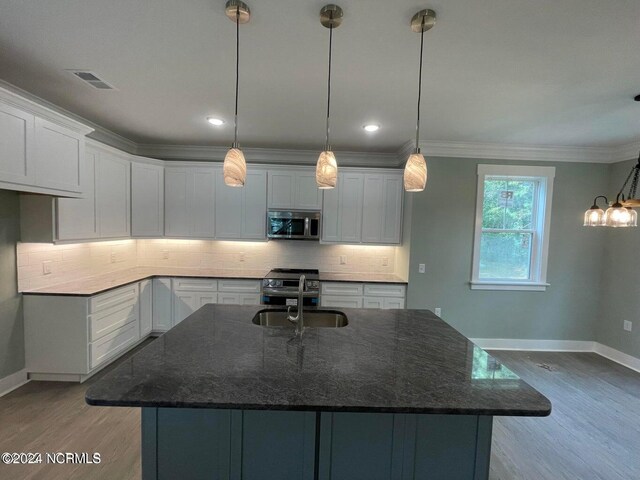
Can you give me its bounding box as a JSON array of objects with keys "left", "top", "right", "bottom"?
[
  {"left": 597, "top": 159, "right": 640, "bottom": 358},
  {"left": 406, "top": 157, "right": 610, "bottom": 341},
  {"left": 0, "top": 190, "right": 24, "bottom": 379}
]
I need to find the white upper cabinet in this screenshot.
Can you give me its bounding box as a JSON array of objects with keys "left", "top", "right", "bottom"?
[
  {"left": 0, "top": 102, "right": 35, "bottom": 186},
  {"left": 165, "top": 166, "right": 215, "bottom": 238},
  {"left": 362, "top": 174, "right": 403, "bottom": 244},
  {"left": 131, "top": 161, "right": 164, "bottom": 237},
  {"left": 96, "top": 151, "right": 131, "bottom": 238},
  {"left": 0, "top": 87, "right": 92, "bottom": 197},
  {"left": 57, "top": 150, "right": 98, "bottom": 241},
  {"left": 322, "top": 170, "right": 403, "bottom": 245},
  {"left": 215, "top": 168, "right": 267, "bottom": 240},
  {"left": 34, "top": 118, "right": 85, "bottom": 194},
  {"left": 267, "top": 168, "right": 322, "bottom": 210}
]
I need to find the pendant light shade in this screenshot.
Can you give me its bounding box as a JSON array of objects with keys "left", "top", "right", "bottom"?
[
  {"left": 224, "top": 0, "right": 250, "bottom": 187},
  {"left": 583, "top": 196, "right": 607, "bottom": 227},
  {"left": 403, "top": 152, "right": 427, "bottom": 192},
  {"left": 316, "top": 5, "right": 343, "bottom": 189},
  {"left": 605, "top": 201, "right": 635, "bottom": 227},
  {"left": 316, "top": 150, "right": 337, "bottom": 189},
  {"left": 403, "top": 9, "right": 436, "bottom": 193},
  {"left": 223, "top": 147, "right": 247, "bottom": 187}
]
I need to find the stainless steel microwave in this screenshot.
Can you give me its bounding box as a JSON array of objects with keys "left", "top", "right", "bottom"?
[{"left": 266, "top": 210, "right": 321, "bottom": 240}]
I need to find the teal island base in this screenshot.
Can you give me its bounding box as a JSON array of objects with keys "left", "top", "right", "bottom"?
[{"left": 141, "top": 408, "right": 493, "bottom": 480}]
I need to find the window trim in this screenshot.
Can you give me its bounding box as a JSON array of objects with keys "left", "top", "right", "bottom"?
[{"left": 471, "top": 164, "right": 555, "bottom": 291}]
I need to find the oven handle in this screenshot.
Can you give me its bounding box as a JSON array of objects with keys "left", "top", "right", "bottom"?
[{"left": 261, "top": 289, "right": 320, "bottom": 298}]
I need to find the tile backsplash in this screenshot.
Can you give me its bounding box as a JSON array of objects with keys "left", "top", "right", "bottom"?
[{"left": 17, "top": 239, "right": 399, "bottom": 290}]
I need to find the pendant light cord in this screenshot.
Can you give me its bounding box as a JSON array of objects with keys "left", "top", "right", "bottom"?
[
  {"left": 233, "top": 6, "right": 240, "bottom": 148},
  {"left": 415, "top": 16, "right": 425, "bottom": 154},
  {"left": 325, "top": 23, "right": 333, "bottom": 151}
]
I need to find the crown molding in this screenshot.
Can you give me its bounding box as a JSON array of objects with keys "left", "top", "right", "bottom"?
[
  {"left": 136, "top": 144, "right": 401, "bottom": 168},
  {"left": 610, "top": 141, "right": 640, "bottom": 163},
  {"left": 3, "top": 79, "right": 639, "bottom": 166},
  {"left": 398, "top": 139, "right": 618, "bottom": 164}
]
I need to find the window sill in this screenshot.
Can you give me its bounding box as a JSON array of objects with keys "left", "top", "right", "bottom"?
[{"left": 469, "top": 281, "right": 549, "bottom": 292}]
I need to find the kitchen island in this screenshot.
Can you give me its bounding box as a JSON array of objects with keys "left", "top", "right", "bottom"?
[{"left": 86, "top": 305, "right": 551, "bottom": 480}]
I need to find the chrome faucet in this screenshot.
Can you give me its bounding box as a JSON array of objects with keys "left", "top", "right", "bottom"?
[{"left": 287, "top": 275, "right": 305, "bottom": 335}]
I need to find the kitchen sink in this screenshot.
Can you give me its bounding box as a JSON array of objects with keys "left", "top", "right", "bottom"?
[{"left": 252, "top": 309, "right": 348, "bottom": 328}]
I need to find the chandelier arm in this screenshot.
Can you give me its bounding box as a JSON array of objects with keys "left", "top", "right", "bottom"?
[{"left": 616, "top": 164, "right": 637, "bottom": 199}]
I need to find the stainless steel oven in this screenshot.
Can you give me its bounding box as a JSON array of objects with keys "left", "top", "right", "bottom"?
[
  {"left": 261, "top": 268, "right": 320, "bottom": 307},
  {"left": 266, "top": 210, "right": 321, "bottom": 240}
]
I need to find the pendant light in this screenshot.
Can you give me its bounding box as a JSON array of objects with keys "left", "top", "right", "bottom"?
[
  {"left": 583, "top": 152, "right": 640, "bottom": 228},
  {"left": 223, "top": 0, "right": 250, "bottom": 187},
  {"left": 403, "top": 9, "right": 436, "bottom": 192},
  {"left": 316, "top": 4, "right": 343, "bottom": 189}
]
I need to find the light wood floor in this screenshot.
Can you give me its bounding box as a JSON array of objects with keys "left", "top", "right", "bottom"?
[{"left": 1, "top": 346, "right": 638, "bottom": 480}]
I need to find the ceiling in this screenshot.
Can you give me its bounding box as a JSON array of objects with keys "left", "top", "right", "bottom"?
[{"left": 1, "top": 0, "right": 640, "bottom": 154}]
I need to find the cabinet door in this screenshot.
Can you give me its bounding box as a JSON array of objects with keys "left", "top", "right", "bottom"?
[
  {"left": 197, "top": 293, "right": 217, "bottom": 308},
  {"left": 380, "top": 175, "right": 403, "bottom": 244},
  {"left": 164, "top": 168, "right": 190, "bottom": 237},
  {"left": 34, "top": 118, "right": 84, "bottom": 194},
  {"left": 361, "top": 174, "right": 384, "bottom": 243},
  {"left": 191, "top": 168, "right": 216, "bottom": 237},
  {"left": 383, "top": 297, "right": 405, "bottom": 309},
  {"left": 131, "top": 162, "right": 164, "bottom": 237},
  {"left": 218, "top": 293, "right": 260, "bottom": 305},
  {"left": 295, "top": 171, "right": 322, "bottom": 210},
  {"left": 173, "top": 292, "right": 198, "bottom": 325},
  {"left": 268, "top": 170, "right": 295, "bottom": 209},
  {"left": 215, "top": 169, "right": 243, "bottom": 239},
  {"left": 152, "top": 277, "right": 172, "bottom": 331},
  {"left": 339, "top": 173, "right": 364, "bottom": 243},
  {"left": 242, "top": 169, "right": 267, "bottom": 239},
  {"left": 363, "top": 297, "right": 383, "bottom": 309},
  {"left": 96, "top": 152, "right": 130, "bottom": 238},
  {"left": 0, "top": 102, "right": 34, "bottom": 186},
  {"left": 321, "top": 177, "right": 340, "bottom": 242},
  {"left": 57, "top": 150, "right": 98, "bottom": 240},
  {"left": 139, "top": 280, "right": 153, "bottom": 336}
]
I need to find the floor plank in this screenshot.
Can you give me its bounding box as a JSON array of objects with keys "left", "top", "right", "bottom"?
[
  {"left": 1, "top": 346, "right": 638, "bottom": 479},
  {"left": 488, "top": 351, "right": 640, "bottom": 480}
]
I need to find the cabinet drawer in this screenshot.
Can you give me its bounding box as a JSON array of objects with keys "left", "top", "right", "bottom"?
[
  {"left": 321, "top": 282, "right": 364, "bottom": 296},
  {"left": 217, "top": 293, "right": 261, "bottom": 305},
  {"left": 89, "top": 300, "right": 138, "bottom": 342},
  {"left": 217, "top": 279, "right": 261, "bottom": 293},
  {"left": 320, "top": 295, "right": 363, "bottom": 309},
  {"left": 363, "top": 284, "right": 406, "bottom": 298},
  {"left": 89, "top": 283, "right": 139, "bottom": 314},
  {"left": 383, "top": 297, "right": 405, "bottom": 309},
  {"left": 89, "top": 321, "right": 139, "bottom": 370},
  {"left": 172, "top": 278, "right": 217, "bottom": 292}
]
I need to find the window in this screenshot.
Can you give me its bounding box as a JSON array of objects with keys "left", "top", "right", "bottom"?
[{"left": 471, "top": 165, "right": 555, "bottom": 291}]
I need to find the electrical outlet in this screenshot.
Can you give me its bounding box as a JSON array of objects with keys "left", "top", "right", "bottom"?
[
  {"left": 624, "top": 320, "right": 633, "bottom": 332},
  {"left": 434, "top": 307, "right": 442, "bottom": 316},
  {"left": 382, "top": 257, "right": 389, "bottom": 266},
  {"left": 42, "top": 261, "right": 52, "bottom": 275},
  {"left": 418, "top": 263, "right": 425, "bottom": 274},
  {"left": 340, "top": 255, "right": 347, "bottom": 265},
  {"left": 110, "top": 252, "right": 117, "bottom": 263},
  {"left": 239, "top": 252, "right": 245, "bottom": 262},
  {"left": 162, "top": 250, "right": 169, "bottom": 260}
]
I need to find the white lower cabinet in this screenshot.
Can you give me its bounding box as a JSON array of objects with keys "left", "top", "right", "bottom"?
[
  {"left": 139, "top": 279, "right": 153, "bottom": 337},
  {"left": 152, "top": 277, "right": 173, "bottom": 331},
  {"left": 321, "top": 282, "right": 406, "bottom": 310},
  {"left": 24, "top": 282, "right": 146, "bottom": 382},
  {"left": 218, "top": 292, "right": 261, "bottom": 305},
  {"left": 173, "top": 291, "right": 217, "bottom": 325}
]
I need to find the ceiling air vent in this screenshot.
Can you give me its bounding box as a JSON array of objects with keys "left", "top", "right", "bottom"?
[{"left": 67, "top": 70, "right": 116, "bottom": 90}]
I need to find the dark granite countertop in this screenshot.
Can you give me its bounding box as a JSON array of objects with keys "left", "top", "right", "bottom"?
[{"left": 86, "top": 305, "right": 551, "bottom": 416}]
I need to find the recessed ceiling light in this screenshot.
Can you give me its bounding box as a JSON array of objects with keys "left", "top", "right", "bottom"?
[
  {"left": 363, "top": 124, "right": 380, "bottom": 132},
  {"left": 207, "top": 117, "right": 225, "bottom": 126}
]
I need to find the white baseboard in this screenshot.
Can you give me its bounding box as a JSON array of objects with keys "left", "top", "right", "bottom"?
[
  {"left": 470, "top": 338, "right": 595, "bottom": 352},
  {"left": 0, "top": 368, "right": 29, "bottom": 398},
  {"left": 594, "top": 343, "right": 640, "bottom": 373},
  {"left": 471, "top": 338, "right": 640, "bottom": 374}
]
